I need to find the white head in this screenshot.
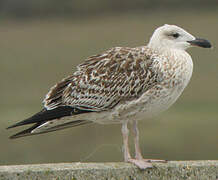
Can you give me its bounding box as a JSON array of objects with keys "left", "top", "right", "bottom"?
[{"left": 148, "top": 24, "right": 211, "bottom": 52}]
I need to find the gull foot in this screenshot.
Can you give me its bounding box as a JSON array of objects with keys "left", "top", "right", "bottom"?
[{"left": 127, "top": 159, "right": 153, "bottom": 169}]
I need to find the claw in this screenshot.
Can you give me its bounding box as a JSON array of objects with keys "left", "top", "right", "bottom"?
[{"left": 128, "top": 159, "right": 153, "bottom": 169}]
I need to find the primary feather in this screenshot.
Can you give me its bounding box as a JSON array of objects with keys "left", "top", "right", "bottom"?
[{"left": 7, "top": 106, "right": 93, "bottom": 139}]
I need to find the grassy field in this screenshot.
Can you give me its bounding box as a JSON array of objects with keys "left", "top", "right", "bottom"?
[{"left": 0, "top": 10, "right": 217, "bottom": 165}]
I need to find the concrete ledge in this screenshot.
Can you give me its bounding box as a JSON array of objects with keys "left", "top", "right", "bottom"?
[{"left": 0, "top": 161, "right": 217, "bottom": 180}]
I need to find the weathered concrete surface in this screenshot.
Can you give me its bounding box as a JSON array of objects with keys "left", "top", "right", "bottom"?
[{"left": 0, "top": 161, "right": 217, "bottom": 180}]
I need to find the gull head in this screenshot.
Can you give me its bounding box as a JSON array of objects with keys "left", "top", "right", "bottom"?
[{"left": 148, "top": 24, "right": 212, "bottom": 52}]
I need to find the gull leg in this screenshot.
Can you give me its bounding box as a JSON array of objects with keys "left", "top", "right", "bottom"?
[
  {"left": 121, "top": 121, "right": 152, "bottom": 169},
  {"left": 132, "top": 120, "right": 143, "bottom": 160},
  {"left": 132, "top": 120, "right": 167, "bottom": 164},
  {"left": 121, "top": 121, "right": 131, "bottom": 161}
]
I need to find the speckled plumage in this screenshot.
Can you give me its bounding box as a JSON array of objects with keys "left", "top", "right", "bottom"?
[
  {"left": 42, "top": 45, "right": 192, "bottom": 125},
  {"left": 44, "top": 47, "right": 157, "bottom": 111},
  {"left": 8, "top": 24, "right": 211, "bottom": 169}
]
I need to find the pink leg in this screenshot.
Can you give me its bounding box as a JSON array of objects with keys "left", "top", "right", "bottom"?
[
  {"left": 121, "top": 121, "right": 131, "bottom": 162},
  {"left": 121, "top": 122, "right": 152, "bottom": 169},
  {"left": 132, "top": 120, "right": 143, "bottom": 159},
  {"left": 132, "top": 120, "right": 167, "bottom": 163}
]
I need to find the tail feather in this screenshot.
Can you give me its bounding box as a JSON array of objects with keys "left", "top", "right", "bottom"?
[
  {"left": 7, "top": 106, "right": 78, "bottom": 129},
  {"left": 9, "top": 120, "right": 91, "bottom": 139},
  {"left": 9, "top": 122, "right": 43, "bottom": 139},
  {"left": 7, "top": 106, "right": 93, "bottom": 139}
]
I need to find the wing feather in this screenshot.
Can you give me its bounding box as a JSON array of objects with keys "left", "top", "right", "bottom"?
[
  {"left": 9, "top": 120, "right": 91, "bottom": 139},
  {"left": 44, "top": 46, "right": 158, "bottom": 111},
  {"left": 8, "top": 46, "right": 160, "bottom": 139},
  {"left": 8, "top": 107, "right": 93, "bottom": 139}
]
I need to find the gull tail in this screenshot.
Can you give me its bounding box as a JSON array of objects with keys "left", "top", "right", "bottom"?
[{"left": 7, "top": 106, "right": 92, "bottom": 139}]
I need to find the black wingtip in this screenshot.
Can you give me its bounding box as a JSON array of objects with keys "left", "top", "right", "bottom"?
[
  {"left": 9, "top": 123, "right": 42, "bottom": 139},
  {"left": 7, "top": 109, "right": 47, "bottom": 130},
  {"left": 7, "top": 106, "right": 94, "bottom": 139},
  {"left": 9, "top": 133, "right": 32, "bottom": 139},
  {"left": 7, "top": 119, "right": 36, "bottom": 129},
  {"left": 9, "top": 133, "right": 25, "bottom": 139},
  {"left": 7, "top": 106, "right": 92, "bottom": 130},
  {"left": 7, "top": 106, "right": 75, "bottom": 130},
  {"left": 9, "top": 120, "right": 92, "bottom": 139},
  {"left": 7, "top": 122, "right": 26, "bottom": 129}
]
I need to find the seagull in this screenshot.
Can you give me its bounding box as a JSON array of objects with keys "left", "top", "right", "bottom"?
[{"left": 7, "top": 24, "right": 211, "bottom": 169}]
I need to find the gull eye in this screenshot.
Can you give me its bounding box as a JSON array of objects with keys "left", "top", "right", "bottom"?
[{"left": 172, "top": 33, "right": 180, "bottom": 38}]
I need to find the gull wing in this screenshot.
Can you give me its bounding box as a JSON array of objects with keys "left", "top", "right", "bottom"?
[
  {"left": 7, "top": 106, "right": 92, "bottom": 139},
  {"left": 8, "top": 46, "right": 159, "bottom": 138},
  {"left": 44, "top": 46, "right": 158, "bottom": 111}
]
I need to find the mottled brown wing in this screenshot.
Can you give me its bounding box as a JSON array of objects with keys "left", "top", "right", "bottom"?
[{"left": 44, "top": 47, "right": 158, "bottom": 111}]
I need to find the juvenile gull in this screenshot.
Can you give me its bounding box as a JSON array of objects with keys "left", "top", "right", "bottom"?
[{"left": 7, "top": 24, "right": 211, "bottom": 169}]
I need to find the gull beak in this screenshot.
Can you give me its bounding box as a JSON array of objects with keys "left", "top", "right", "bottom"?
[{"left": 187, "top": 38, "right": 212, "bottom": 48}]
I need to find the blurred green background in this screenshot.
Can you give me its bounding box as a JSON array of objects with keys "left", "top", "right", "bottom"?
[{"left": 0, "top": 0, "right": 217, "bottom": 165}]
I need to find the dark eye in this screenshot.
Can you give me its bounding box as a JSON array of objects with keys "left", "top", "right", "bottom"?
[{"left": 172, "top": 33, "right": 180, "bottom": 38}]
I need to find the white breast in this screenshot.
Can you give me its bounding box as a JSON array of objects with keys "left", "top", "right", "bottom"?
[
  {"left": 115, "top": 50, "right": 193, "bottom": 122},
  {"left": 92, "top": 50, "right": 193, "bottom": 124}
]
